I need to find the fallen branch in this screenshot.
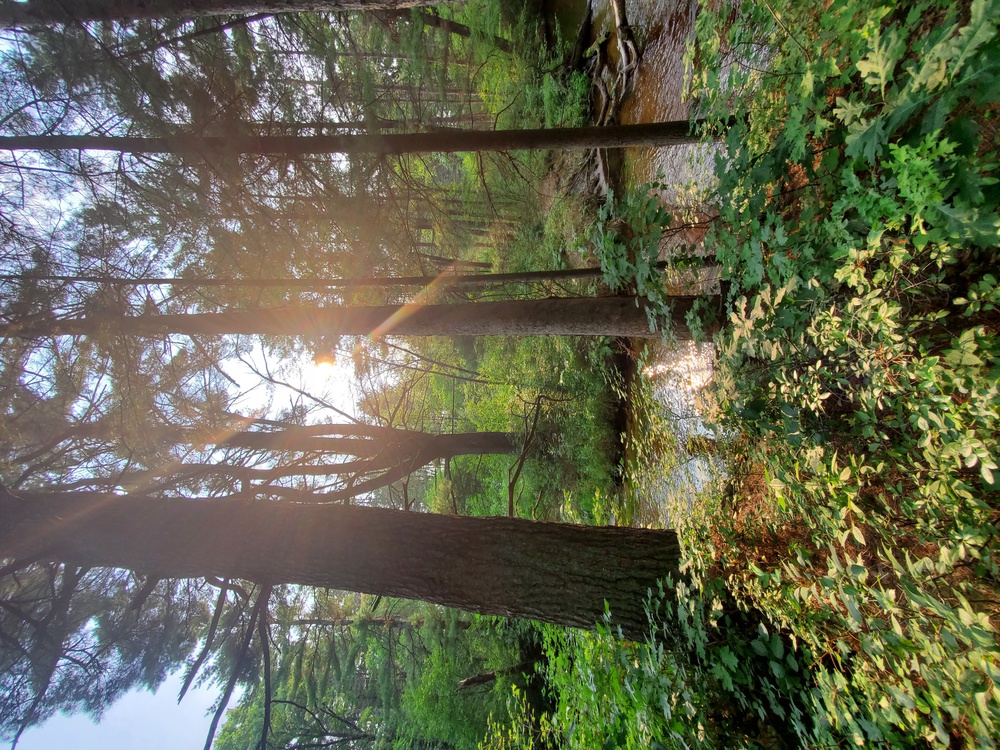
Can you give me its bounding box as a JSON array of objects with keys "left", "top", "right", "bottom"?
[{"left": 457, "top": 658, "right": 544, "bottom": 690}]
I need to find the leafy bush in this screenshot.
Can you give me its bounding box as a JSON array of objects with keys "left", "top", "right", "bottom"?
[
  {"left": 694, "top": 0, "right": 1000, "bottom": 745},
  {"left": 401, "top": 618, "right": 515, "bottom": 750},
  {"left": 586, "top": 183, "right": 713, "bottom": 339}
]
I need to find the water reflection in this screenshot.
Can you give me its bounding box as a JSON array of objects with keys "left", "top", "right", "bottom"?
[
  {"left": 628, "top": 341, "right": 720, "bottom": 527},
  {"left": 589, "top": 0, "right": 714, "bottom": 191}
]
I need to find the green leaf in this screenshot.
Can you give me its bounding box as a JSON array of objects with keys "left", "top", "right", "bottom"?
[
  {"left": 719, "top": 646, "right": 739, "bottom": 671},
  {"left": 856, "top": 27, "right": 905, "bottom": 97}
]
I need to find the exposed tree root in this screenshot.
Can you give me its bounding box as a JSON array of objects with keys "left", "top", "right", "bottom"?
[
  {"left": 594, "top": 147, "right": 611, "bottom": 197},
  {"left": 585, "top": 0, "right": 642, "bottom": 196},
  {"left": 610, "top": 0, "right": 639, "bottom": 91},
  {"left": 592, "top": 42, "right": 612, "bottom": 126}
]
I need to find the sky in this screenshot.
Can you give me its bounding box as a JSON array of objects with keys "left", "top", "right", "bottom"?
[
  {"left": 15, "top": 356, "right": 356, "bottom": 750},
  {"left": 17, "top": 672, "right": 238, "bottom": 750}
]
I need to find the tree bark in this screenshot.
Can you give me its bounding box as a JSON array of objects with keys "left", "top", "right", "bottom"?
[
  {"left": 376, "top": 9, "right": 513, "bottom": 53},
  {"left": 0, "top": 0, "right": 446, "bottom": 27},
  {"left": 5, "top": 296, "right": 701, "bottom": 339},
  {"left": 21, "top": 425, "right": 515, "bottom": 502},
  {"left": 223, "top": 429, "right": 513, "bottom": 458},
  {"left": 16, "top": 421, "right": 512, "bottom": 469},
  {"left": 0, "top": 487, "right": 680, "bottom": 639},
  {"left": 0, "top": 121, "right": 710, "bottom": 155},
  {"left": 415, "top": 253, "right": 491, "bottom": 270},
  {"left": 290, "top": 616, "right": 459, "bottom": 629},
  {"left": 456, "top": 659, "right": 542, "bottom": 690},
  {"left": 0, "top": 266, "right": 626, "bottom": 290}
]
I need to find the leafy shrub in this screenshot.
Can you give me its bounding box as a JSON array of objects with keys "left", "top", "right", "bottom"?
[
  {"left": 586, "top": 183, "right": 714, "bottom": 339},
  {"left": 695, "top": 0, "right": 1000, "bottom": 745},
  {"left": 494, "top": 1, "right": 1000, "bottom": 747}
]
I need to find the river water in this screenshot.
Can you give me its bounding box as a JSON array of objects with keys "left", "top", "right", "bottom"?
[
  {"left": 580, "top": 0, "right": 722, "bottom": 525},
  {"left": 592, "top": 0, "right": 714, "bottom": 194}
]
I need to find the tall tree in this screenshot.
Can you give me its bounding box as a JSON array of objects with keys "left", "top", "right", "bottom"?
[
  {"left": 0, "top": 265, "right": 622, "bottom": 290},
  {"left": 0, "top": 485, "right": 680, "bottom": 640},
  {"left": 30, "top": 425, "right": 517, "bottom": 503},
  {"left": 4, "top": 295, "right": 703, "bottom": 339},
  {"left": 0, "top": 121, "right": 706, "bottom": 154},
  {"left": 0, "top": 0, "right": 448, "bottom": 27}
]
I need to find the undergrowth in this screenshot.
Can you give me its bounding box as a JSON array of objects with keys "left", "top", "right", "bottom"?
[{"left": 487, "top": 0, "right": 1000, "bottom": 748}]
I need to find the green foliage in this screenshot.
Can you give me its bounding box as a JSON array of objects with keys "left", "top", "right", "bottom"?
[
  {"left": 400, "top": 618, "right": 516, "bottom": 750},
  {"left": 590, "top": 187, "right": 669, "bottom": 313},
  {"left": 586, "top": 184, "right": 714, "bottom": 341},
  {"left": 460, "top": 0, "right": 586, "bottom": 133},
  {"left": 691, "top": 0, "right": 1000, "bottom": 746},
  {"left": 449, "top": 331, "right": 618, "bottom": 522},
  {"left": 540, "top": 71, "right": 590, "bottom": 128},
  {"left": 486, "top": 1, "right": 1000, "bottom": 747},
  {"left": 217, "top": 609, "right": 521, "bottom": 750},
  {"left": 483, "top": 578, "right": 814, "bottom": 750}
]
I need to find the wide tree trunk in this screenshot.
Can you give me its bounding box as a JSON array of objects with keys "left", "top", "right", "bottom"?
[
  {"left": 0, "top": 0, "right": 445, "bottom": 27},
  {"left": 5, "top": 296, "right": 699, "bottom": 339},
  {"left": 0, "top": 488, "right": 680, "bottom": 639},
  {"left": 0, "top": 121, "right": 707, "bottom": 155}
]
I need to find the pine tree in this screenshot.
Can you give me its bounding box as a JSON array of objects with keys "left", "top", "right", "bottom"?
[
  {"left": 3, "top": 295, "right": 703, "bottom": 339},
  {"left": 0, "top": 121, "right": 705, "bottom": 154}
]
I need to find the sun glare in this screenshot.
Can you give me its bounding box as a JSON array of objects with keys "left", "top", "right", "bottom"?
[
  {"left": 642, "top": 343, "right": 713, "bottom": 391},
  {"left": 311, "top": 355, "right": 339, "bottom": 373},
  {"left": 299, "top": 356, "right": 358, "bottom": 418}
]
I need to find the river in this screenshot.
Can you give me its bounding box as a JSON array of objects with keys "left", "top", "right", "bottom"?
[{"left": 573, "top": 0, "right": 722, "bottom": 526}]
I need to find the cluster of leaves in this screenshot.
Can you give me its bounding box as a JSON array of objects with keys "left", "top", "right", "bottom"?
[
  {"left": 400, "top": 616, "right": 519, "bottom": 749},
  {"left": 587, "top": 184, "right": 711, "bottom": 338},
  {"left": 693, "top": 0, "right": 1000, "bottom": 746},
  {"left": 481, "top": 574, "right": 819, "bottom": 750},
  {"left": 463, "top": 0, "right": 589, "bottom": 132},
  {"left": 413, "top": 307, "right": 620, "bottom": 524}
]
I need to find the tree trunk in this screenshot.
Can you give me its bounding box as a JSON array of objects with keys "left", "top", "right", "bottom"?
[
  {"left": 456, "top": 659, "right": 542, "bottom": 690},
  {"left": 0, "top": 0, "right": 447, "bottom": 27},
  {"left": 16, "top": 421, "right": 511, "bottom": 467},
  {"left": 0, "top": 266, "right": 625, "bottom": 290},
  {"left": 376, "top": 9, "right": 512, "bottom": 52},
  {"left": 5, "top": 296, "right": 700, "bottom": 339},
  {"left": 20, "top": 425, "right": 515, "bottom": 502},
  {"left": 289, "top": 616, "right": 463, "bottom": 629},
  {"left": 222, "top": 428, "right": 511, "bottom": 456},
  {"left": 0, "top": 487, "right": 680, "bottom": 639},
  {"left": 0, "top": 121, "right": 710, "bottom": 155},
  {"left": 43, "top": 462, "right": 361, "bottom": 493},
  {"left": 415, "top": 253, "right": 491, "bottom": 270},
  {"left": 413, "top": 11, "right": 512, "bottom": 53}
]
